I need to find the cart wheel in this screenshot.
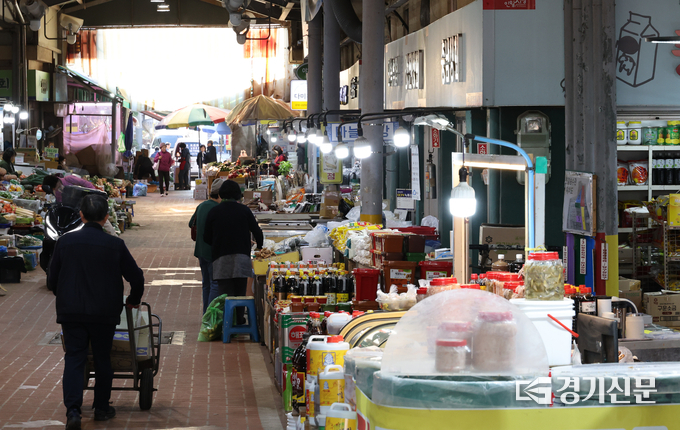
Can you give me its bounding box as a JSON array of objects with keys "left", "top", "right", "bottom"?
[{"left": 139, "top": 368, "right": 153, "bottom": 410}]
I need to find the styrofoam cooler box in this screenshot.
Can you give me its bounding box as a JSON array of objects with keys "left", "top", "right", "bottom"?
[
  {"left": 193, "top": 189, "right": 207, "bottom": 200},
  {"left": 510, "top": 298, "right": 575, "bottom": 367},
  {"left": 300, "top": 246, "right": 333, "bottom": 264}
]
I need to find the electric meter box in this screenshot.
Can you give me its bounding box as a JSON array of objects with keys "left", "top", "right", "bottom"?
[{"left": 515, "top": 110, "right": 551, "bottom": 185}]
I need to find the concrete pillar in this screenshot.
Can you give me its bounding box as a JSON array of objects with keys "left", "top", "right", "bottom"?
[
  {"left": 322, "top": 5, "right": 340, "bottom": 119},
  {"left": 564, "top": 0, "right": 617, "bottom": 296},
  {"left": 307, "top": 14, "right": 323, "bottom": 190},
  {"left": 359, "top": 0, "right": 384, "bottom": 224}
]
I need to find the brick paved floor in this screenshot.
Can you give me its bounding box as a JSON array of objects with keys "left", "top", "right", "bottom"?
[{"left": 0, "top": 189, "right": 286, "bottom": 430}]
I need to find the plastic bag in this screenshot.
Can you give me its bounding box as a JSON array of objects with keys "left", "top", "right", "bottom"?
[
  {"left": 346, "top": 206, "right": 362, "bottom": 222},
  {"left": 303, "top": 225, "right": 329, "bottom": 247},
  {"left": 133, "top": 183, "right": 147, "bottom": 197},
  {"left": 629, "top": 159, "right": 648, "bottom": 185},
  {"left": 198, "top": 294, "right": 227, "bottom": 342},
  {"left": 422, "top": 215, "right": 439, "bottom": 231},
  {"left": 377, "top": 284, "right": 417, "bottom": 311},
  {"left": 617, "top": 160, "right": 629, "bottom": 185}
]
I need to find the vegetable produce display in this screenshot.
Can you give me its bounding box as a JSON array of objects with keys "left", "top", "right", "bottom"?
[{"left": 277, "top": 161, "right": 292, "bottom": 176}]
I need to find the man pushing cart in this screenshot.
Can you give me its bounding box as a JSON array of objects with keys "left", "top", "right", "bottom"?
[{"left": 50, "top": 194, "right": 145, "bottom": 430}]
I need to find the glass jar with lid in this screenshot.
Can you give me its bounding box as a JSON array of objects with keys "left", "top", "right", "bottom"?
[
  {"left": 472, "top": 311, "right": 517, "bottom": 372},
  {"left": 616, "top": 121, "right": 628, "bottom": 145},
  {"left": 524, "top": 252, "right": 564, "bottom": 301},
  {"left": 628, "top": 121, "right": 642, "bottom": 145}
]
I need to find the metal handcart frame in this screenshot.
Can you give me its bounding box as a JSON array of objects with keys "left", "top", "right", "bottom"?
[{"left": 82, "top": 302, "right": 162, "bottom": 411}]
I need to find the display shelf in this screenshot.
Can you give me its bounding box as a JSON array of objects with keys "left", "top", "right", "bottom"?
[
  {"left": 616, "top": 145, "right": 649, "bottom": 151},
  {"left": 619, "top": 227, "right": 633, "bottom": 233},
  {"left": 618, "top": 185, "right": 648, "bottom": 191},
  {"left": 652, "top": 185, "right": 680, "bottom": 191},
  {"left": 652, "top": 146, "right": 680, "bottom": 151}
]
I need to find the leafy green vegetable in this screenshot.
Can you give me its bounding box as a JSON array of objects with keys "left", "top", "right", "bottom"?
[{"left": 278, "top": 161, "right": 292, "bottom": 176}]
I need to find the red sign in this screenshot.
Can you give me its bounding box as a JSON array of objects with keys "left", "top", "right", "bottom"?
[
  {"left": 289, "top": 326, "right": 305, "bottom": 343},
  {"left": 431, "top": 129, "right": 440, "bottom": 148},
  {"left": 483, "top": 0, "right": 535, "bottom": 10},
  {"left": 477, "top": 143, "right": 488, "bottom": 155}
]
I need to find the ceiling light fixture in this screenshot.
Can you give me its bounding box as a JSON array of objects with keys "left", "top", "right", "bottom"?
[{"left": 353, "top": 136, "right": 372, "bottom": 159}]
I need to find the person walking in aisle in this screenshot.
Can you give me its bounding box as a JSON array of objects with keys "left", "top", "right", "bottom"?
[
  {"left": 205, "top": 140, "right": 217, "bottom": 164},
  {"left": 204, "top": 180, "right": 263, "bottom": 324},
  {"left": 50, "top": 194, "right": 145, "bottom": 430},
  {"left": 197, "top": 145, "right": 207, "bottom": 179},
  {"left": 133, "top": 149, "right": 157, "bottom": 182},
  {"left": 189, "top": 177, "right": 223, "bottom": 314},
  {"left": 177, "top": 143, "right": 191, "bottom": 190},
  {"left": 154, "top": 143, "right": 173, "bottom": 196}
]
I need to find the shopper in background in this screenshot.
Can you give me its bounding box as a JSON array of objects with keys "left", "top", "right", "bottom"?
[
  {"left": 0, "top": 148, "right": 17, "bottom": 178},
  {"left": 189, "top": 178, "right": 224, "bottom": 314},
  {"left": 50, "top": 194, "right": 144, "bottom": 429},
  {"left": 151, "top": 146, "right": 160, "bottom": 160},
  {"left": 133, "top": 149, "right": 157, "bottom": 182},
  {"left": 154, "top": 142, "right": 173, "bottom": 196},
  {"left": 176, "top": 142, "right": 191, "bottom": 190},
  {"left": 42, "top": 174, "right": 97, "bottom": 203},
  {"left": 204, "top": 180, "right": 263, "bottom": 323},
  {"left": 272, "top": 145, "right": 287, "bottom": 167},
  {"left": 197, "top": 145, "right": 207, "bottom": 179},
  {"left": 205, "top": 140, "right": 217, "bottom": 164}
]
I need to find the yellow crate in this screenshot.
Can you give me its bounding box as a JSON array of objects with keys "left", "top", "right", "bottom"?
[{"left": 252, "top": 251, "right": 300, "bottom": 276}]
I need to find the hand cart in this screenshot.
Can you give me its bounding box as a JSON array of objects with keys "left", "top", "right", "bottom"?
[{"left": 79, "top": 302, "right": 162, "bottom": 410}]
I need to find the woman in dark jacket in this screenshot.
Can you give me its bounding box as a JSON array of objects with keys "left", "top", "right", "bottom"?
[
  {"left": 176, "top": 143, "right": 191, "bottom": 190},
  {"left": 203, "top": 180, "right": 263, "bottom": 324}
]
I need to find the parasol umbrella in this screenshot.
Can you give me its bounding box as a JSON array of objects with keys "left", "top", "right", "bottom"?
[
  {"left": 225, "top": 95, "right": 296, "bottom": 126},
  {"left": 155, "top": 103, "right": 232, "bottom": 131}
]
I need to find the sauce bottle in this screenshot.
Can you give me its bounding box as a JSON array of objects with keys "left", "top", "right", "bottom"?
[
  {"left": 311, "top": 275, "right": 323, "bottom": 296},
  {"left": 299, "top": 275, "right": 310, "bottom": 296},
  {"left": 291, "top": 333, "right": 310, "bottom": 415},
  {"left": 578, "top": 286, "right": 596, "bottom": 316},
  {"left": 509, "top": 254, "right": 525, "bottom": 273},
  {"left": 320, "top": 311, "right": 332, "bottom": 336},
  {"left": 491, "top": 254, "right": 509, "bottom": 272},
  {"left": 470, "top": 273, "right": 478, "bottom": 284},
  {"left": 325, "top": 271, "right": 338, "bottom": 305},
  {"left": 274, "top": 271, "right": 286, "bottom": 300},
  {"left": 336, "top": 271, "right": 350, "bottom": 303},
  {"left": 478, "top": 273, "right": 487, "bottom": 290}
]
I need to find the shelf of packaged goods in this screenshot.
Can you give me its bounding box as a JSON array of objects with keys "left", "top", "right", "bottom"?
[
  {"left": 651, "top": 185, "right": 680, "bottom": 191},
  {"left": 616, "top": 145, "right": 650, "bottom": 151},
  {"left": 618, "top": 185, "right": 649, "bottom": 191}
]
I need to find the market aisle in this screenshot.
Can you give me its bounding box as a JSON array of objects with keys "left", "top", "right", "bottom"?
[{"left": 0, "top": 189, "right": 286, "bottom": 430}]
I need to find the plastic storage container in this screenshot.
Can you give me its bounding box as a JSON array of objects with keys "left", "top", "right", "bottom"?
[
  {"left": 382, "top": 261, "right": 418, "bottom": 291},
  {"left": 472, "top": 311, "right": 517, "bottom": 372},
  {"left": 616, "top": 121, "right": 627, "bottom": 145},
  {"left": 427, "top": 277, "right": 459, "bottom": 297},
  {"left": 510, "top": 298, "right": 576, "bottom": 366},
  {"left": 319, "top": 365, "right": 345, "bottom": 414},
  {"left": 524, "top": 252, "right": 564, "bottom": 301},
  {"left": 325, "top": 403, "right": 357, "bottom": 430},
  {"left": 418, "top": 260, "right": 453, "bottom": 280},
  {"left": 395, "top": 226, "right": 439, "bottom": 241},
  {"left": 405, "top": 252, "right": 426, "bottom": 262},
  {"left": 628, "top": 121, "right": 642, "bottom": 144},
  {"left": 405, "top": 234, "right": 426, "bottom": 253},
  {"left": 306, "top": 335, "right": 349, "bottom": 378},
  {"left": 353, "top": 268, "right": 381, "bottom": 301}
]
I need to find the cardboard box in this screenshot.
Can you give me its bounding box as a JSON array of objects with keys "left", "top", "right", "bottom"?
[
  {"left": 619, "top": 289, "right": 642, "bottom": 311},
  {"left": 618, "top": 247, "right": 634, "bottom": 265},
  {"left": 278, "top": 312, "right": 309, "bottom": 364},
  {"left": 193, "top": 189, "right": 207, "bottom": 200},
  {"left": 300, "top": 246, "right": 333, "bottom": 265},
  {"left": 16, "top": 148, "right": 37, "bottom": 163},
  {"left": 643, "top": 291, "right": 680, "bottom": 327},
  {"left": 478, "top": 224, "right": 525, "bottom": 263},
  {"left": 43, "top": 161, "right": 58, "bottom": 169},
  {"left": 320, "top": 188, "right": 341, "bottom": 219},
  {"left": 252, "top": 250, "right": 300, "bottom": 276},
  {"left": 244, "top": 190, "right": 273, "bottom": 205},
  {"left": 669, "top": 194, "right": 680, "bottom": 227},
  {"left": 619, "top": 277, "right": 641, "bottom": 292},
  {"left": 76, "top": 145, "right": 97, "bottom": 166}
]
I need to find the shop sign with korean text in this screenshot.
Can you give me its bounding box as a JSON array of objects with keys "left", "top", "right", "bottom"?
[
  {"left": 290, "top": 80, "right": 308, "bottom": 110},
  {"left": 396, "top": 189, "right": 415, "bottom": 210},
  {"left": 328, "top": 122, "right": 397, "bottom": 143}
]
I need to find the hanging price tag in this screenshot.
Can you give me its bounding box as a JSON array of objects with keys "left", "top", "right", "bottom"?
[{"left": 580, "top": 238, "right": 587, "bottom": 275}]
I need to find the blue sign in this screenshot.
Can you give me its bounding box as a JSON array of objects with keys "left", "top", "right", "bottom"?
[{"left": 328, "top": 122, "right": 398, "bottom": 143}]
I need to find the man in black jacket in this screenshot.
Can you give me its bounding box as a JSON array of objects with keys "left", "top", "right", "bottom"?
[
  {"left": 50, "top": 195, "right": 145, "bottom": 430},
  {"left": 205, "top": 140, "right": 218, "bottom": 164}
]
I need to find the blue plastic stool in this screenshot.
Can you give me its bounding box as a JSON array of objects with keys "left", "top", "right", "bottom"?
[{"left": 222, "top": 296, "right": 259, "bottom": 343}]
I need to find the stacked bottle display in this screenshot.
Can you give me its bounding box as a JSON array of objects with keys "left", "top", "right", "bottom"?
[
  {"left": 652, "top": 152, "right": 680, "bottom": 186},
  {"left": 269, "top": 262, "right": 355, "bottom": 311}
]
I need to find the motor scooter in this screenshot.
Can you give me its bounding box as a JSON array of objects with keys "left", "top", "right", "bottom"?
[{"left": 40, "top": 185, "right": 108, "bottom": 289}]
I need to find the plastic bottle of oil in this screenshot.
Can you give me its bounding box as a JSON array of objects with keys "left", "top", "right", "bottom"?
[{"left": 491, "top": 254, "right": 509, "bottom": 272}]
